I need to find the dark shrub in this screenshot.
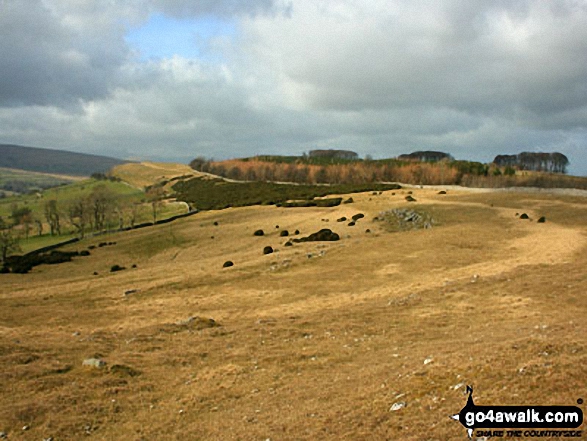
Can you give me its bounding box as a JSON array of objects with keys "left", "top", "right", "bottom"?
[
  {"left": 284, "top": 241, "right": 293, "bottom": 247},
  {"left": 438, "top": 190, "right": 447, "bottom": 194},
  {"left": 294, "top": 229, "right": 300, "bottom": 235},
  {"left": 351, "top": 213, "right": 365, "bottom": 221},
  {"left": 537, "top": 216, "right": 546, "bottom": 223},
  {"left": 280, "top": 230, "right": 289, "bottom": 237},
  {"left": 254, "top": 229, "right": 264, "bottom": 236},
  {"left": 405, "top": 195, "right": 416, "bottom": 202},
  {"left": 343, "top": 197, "right": 354, "bottom": 204},
  {"left": 263, "top": 246, "right": 274, "bottom": 255},
  {"left": 337, "top": 217, "right": 347, "bottom": 222},
  {"left": 520, "top": 213, "right": 529, "bottom": 219},
  {"left": 80, "top": 250, "right": 90, "bottom": 256},
  {"left": 223, "top": 261, "right": 234, "bottom": 268},
  {"left": 348, "top": 221, "right": 355, "bottom": 226}
]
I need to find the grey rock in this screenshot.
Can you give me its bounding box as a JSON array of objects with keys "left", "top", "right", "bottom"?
[{"left": 82, "top": 358, "right": 106, "bottom": 368}]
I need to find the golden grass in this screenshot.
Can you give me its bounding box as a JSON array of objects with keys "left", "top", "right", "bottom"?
[
  {"left": 110, "top": 162, "right": 198, "bottom": 189},
  {"left": 1, "top": 188, "right": 586, "bottom": 440}
]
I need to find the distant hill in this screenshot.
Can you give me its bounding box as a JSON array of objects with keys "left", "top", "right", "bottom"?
[{"left": 0, "top": 144, "right": 130, "bottom": 177}]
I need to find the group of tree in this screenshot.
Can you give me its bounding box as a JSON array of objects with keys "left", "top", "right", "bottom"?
[
  {"left": 397, "top": 151, "right": 454, "bottom": 162},
  {"left": 189, "top": 149, "right": 575, "bottom": 187},
  {"left": 493, "top": 152, "right": 569, "bottom": 174}
]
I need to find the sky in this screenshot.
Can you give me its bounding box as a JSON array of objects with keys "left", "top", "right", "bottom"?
[{"left": 1, "top": 0, "right": 587, "bottom": 175}]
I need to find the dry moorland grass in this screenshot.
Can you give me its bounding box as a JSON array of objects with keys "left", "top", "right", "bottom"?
[{"left": 1, "top": 189, "right": 586, "bottom": 440}]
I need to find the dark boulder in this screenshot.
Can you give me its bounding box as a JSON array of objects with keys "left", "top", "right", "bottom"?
[
  {"left": 223, "top": 261, "right": 234, "bottom": 268},
  {"left": 254, "top": 229, "right": 265, "bottom": 236},
  {"left": 263, "top": 246, "right": 274, "bottom": 255},
  {"left": 292, "top": 228, "right": 340, "bottom": 243}
]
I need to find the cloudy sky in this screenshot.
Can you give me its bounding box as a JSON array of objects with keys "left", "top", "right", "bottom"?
[{"left": 1, "top": 0, "right": 587, "bottom": 174}]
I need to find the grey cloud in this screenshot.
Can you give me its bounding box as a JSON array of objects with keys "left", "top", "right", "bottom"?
[
  {"left": 147, "top": 0, "right": 285, "bottom": 18},
  {"left": 0, "top": 0, "right": 129, "bottom": 108},
  {"left": 260, "top": 0, "right": 587, "bottom": 130}
]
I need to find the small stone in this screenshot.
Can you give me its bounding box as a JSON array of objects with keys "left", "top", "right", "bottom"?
[
  {"left": 423, "top": 357, "right": 433, "bottom": 365},
  {"left": 0, "top": 432, "right": 7, "bottom": 439},
  {"left": 83, "top": 358, "right": 106, "bottom": 368},
  {"left": 22, "top": 425, "right": 30, "bottom": 431},
  {"left": 390, "top": 402, "right": 406, "bottom": 411}
]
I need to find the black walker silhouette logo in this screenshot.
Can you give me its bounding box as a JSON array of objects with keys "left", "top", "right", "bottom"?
[{"left": 451, "top": 386, "right": 583, "bottom": 439}]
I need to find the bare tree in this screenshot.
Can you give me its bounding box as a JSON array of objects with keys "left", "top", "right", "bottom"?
[
  {"left": 88, "top": 185, "right": 115, "bottom": 232},
  {"left": 146, "top": 186, "right": 166, "bottom": 223},
  {"left": 0, "top": 228, "right": 21, "bottom": 263},
  {"left": 68, "top": 198, "right": 90, "bottom": 238},
  {"left": 44, "top": 199, "right": 61, "bottom": 236}
]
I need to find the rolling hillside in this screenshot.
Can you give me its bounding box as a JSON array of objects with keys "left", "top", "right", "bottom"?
[
  {"left": 1, "top": 187, "right": 586, "bottom": 439},
  {"left": 0, "top": 144, "right": 130, "bottom": 177}
]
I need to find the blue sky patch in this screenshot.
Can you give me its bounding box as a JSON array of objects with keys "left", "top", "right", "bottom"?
[{"left": 125, "top": 13, "right": 236, "bottom": 61}]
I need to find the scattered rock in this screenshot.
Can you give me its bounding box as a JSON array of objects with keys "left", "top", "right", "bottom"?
[
  {"left": 365, "top": 229, "right": 371, "bottom": 233},
  {"left": 407, "top": 191, "right": 413, "bottom": 194},
  {"left": 294, "top": 229, "right": 300, "bottom": 235},
  {"left": 275, "top": 225, "right": 279, "bottom": 229},
  {"left": 284, "top": 241, "right": 293, "bottom": 247},
  {"left": 110, "top": 264, "right": 126, "bottom": 272},
  {"left": 423, "top": 357, "right": 434, "bottom": 365},
  {"left": 0, "top": 432, "right": 6, "bottom": 439},
  {"left": 343, "top": 197, "right": 354, "bottom": 204},
  {"left": 213, "top": 221, "right": 219, "bottom": 226},
  {"left": 348, "top": 221, "right": 355, "bottom": 226},
  {"left": 124, "top": 289, "right": 138, "bottom": 296},
  {"left": 520, "top": 213, "right": 529, "bottom": 219},
  {"left": 438, "top": 190, "right": 447, "bottom": 194},
  {"left": 83, "top": 358, "right": 107, "bottom": 368},
  {"left": 223, "top": 261, "right": 234, "bottom": 268},
  {"left": 405, "top": 195, "right": 416, "bottom": 202},
  {"left": 351, "top": 213, "right": 365, "bottom": 221},
  {"left": 280, "top": 230, "right": 289, "bottom": 237},
  {"left": 337, "top": 217, "right": 347, "bottom": 222},
  {"left": 254, "top": 229, "right": 265, "bottom": 236},
  {"left": 263, "top": 246, "right": 274, "bottom": 255},
  {"left": 537, "top": 216, "right": 546, "bottom": 223},
  {"left": 376, "top": 208, "right": 434, "bottom": 231},
  {"left": 93, "top": 271, "right": 99, "bottom": 276},
  {"left": 132, "top": 264, "right": 137, "bottom": 268}
]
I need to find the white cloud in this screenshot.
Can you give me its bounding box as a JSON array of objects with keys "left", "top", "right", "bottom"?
[{"left": 0, "top": 0, "right": 586, "bottom": 173}]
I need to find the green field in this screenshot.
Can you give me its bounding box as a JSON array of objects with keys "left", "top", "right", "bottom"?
[{"left": 1, "top": 177, "right": 187, "bottom": 254}]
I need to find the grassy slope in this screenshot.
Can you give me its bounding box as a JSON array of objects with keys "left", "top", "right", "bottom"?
[
  {"left": 1, "top": 188, "right": 586, "bottom": 439},
  {"left": 1, "top": 168, "right": 188, "bottom": 253},
  {"left": 110, "top": 162, "right": 197, "bottom": 189}
]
